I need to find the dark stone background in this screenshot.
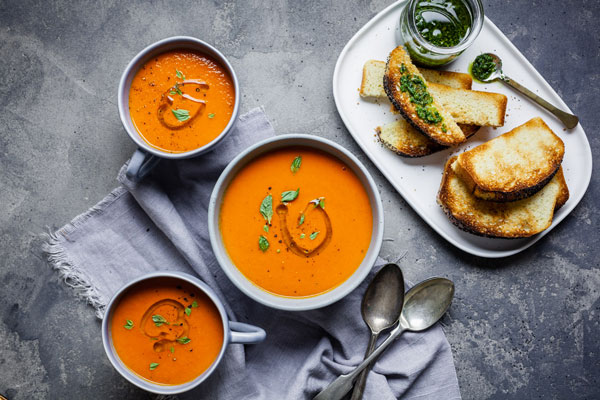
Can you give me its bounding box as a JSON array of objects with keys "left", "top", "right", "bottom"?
[{"left": 0, "top": 1, "right": 598, "bottom": 399}]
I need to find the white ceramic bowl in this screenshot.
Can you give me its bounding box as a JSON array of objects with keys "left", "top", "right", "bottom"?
[
  {"left": 208, "top": 135, "right": 384, "bottom": 310},
  {"left": 117, "top": 36, "right": 240, "bottom": 181},
  {"left": 101, "top": 271, "right": 265, "bottom": 395}
]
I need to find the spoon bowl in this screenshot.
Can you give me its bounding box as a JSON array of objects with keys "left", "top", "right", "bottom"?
[
  {"left": 350, "top": 264, "right": 404, "bottom": 400},
  {"left": 478, "top": 52, "right": 503, "bottom": 82},
  {"left": 400, "top": 277, "right": 454, "bottom": 331},
  {"left": 361, "top": 264, "right": 404, "bottom": 333},
  {"left": 475, "top": 52, "right": 578, "bottom": 129}
]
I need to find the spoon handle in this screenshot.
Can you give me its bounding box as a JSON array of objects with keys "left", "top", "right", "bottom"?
[
  {"left": 349, "top": 332, "right": 380, "bottom": 400},
  {"left": 313, "top": 324, "right": 406, "bottom": 400},
  {"left": 501, "top": 75, "right": 579, "bottom": 129}
]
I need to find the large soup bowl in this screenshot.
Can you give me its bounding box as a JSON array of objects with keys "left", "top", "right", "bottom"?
[{"left": 208, "top": 135, "right": 384, "bottom": 310}]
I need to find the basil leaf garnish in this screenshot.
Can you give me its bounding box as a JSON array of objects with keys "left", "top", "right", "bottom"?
[
  {"left": 259, "top": 235, "right": 269, "bottom": 252},
  {"left": 152, "top": 315, "right": 169, "bottom": 327},
  {"left": 260, "top": 195, "right": 273, "bottom": 224},
  {"left": 177, "top": 336, "right": 191, "bottom": 344},
  {"left": 291, "top": 156, "right": 302, "bottom": 173},
  {"left": 172, "top": 108, "right": 190, "bottom": 121},
  {"left": 281, "top": 188, "right": 299, "bottom": 203}
]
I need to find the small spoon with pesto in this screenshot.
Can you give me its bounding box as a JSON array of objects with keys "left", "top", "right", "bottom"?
[{"left": 471, "top": 53, "right": 579, "bottom": 129}]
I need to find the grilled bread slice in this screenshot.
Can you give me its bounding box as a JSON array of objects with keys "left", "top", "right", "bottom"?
[
  {"left": 437, "top": 156, "right": 569, "bottom": 238},
  {"left": 428, "top": 83, "right": 507, "bottom": 127},
  {"left": 360, "top": 59, "right": 507, "bottom": 127},
  {"left": 384, "top": 46, "right": 466, "bottom": 146},
  {"left": 376, "top": 121, "right": 479, "bottom": 157},
  {"left": 361, "top": 59, "right": 479, "bottom": 157},
  {"left": 422, "top": 68, "right": 473, "bottom": 90},
  {"left": 376, "top": 120, "right": 445, "bottom": 157},
  {"left": 360, "top": 60, "right": 472, "bottom": 99},
  {"left": 457, "top": 117, "right": 565, "bottom": 201},
  {"left": 388, "top": 84, "right": 507, "bottom": 127}
]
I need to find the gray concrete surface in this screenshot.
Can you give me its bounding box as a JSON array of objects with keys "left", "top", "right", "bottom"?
[{"left": 0, "top": 0, "right": 598, "bottom": 399}]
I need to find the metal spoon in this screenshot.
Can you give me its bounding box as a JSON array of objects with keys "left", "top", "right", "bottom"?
[
  {"left": 479, "top": 53, "right": 579, "bottom": 129},
  {"left": 349, "top": 264, "right": 405, "bottom": 400},
  {"left": 313, "top": 277, "right": 455, "bottom": 400}
]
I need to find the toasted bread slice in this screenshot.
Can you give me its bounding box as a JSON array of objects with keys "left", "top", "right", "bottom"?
[
  {"left": 383, "top": 46, "right": 466, "bottom": 146},
  {"left": 376, "top": 120, "right": 445, "bottom": 157},
  {"left": 428, "top": 83, "right": 507, "bottom": 127},
  {"left": 437, "top": 156, "right": 569, "bottom": 238},
  {"left": 388, "top": 83, "right": 507, "bottom": 127},
  {"left": 360, "top": 60, "right": 472, "bottom": 99},
  {"left": 376, "top": 121, "right": 479, "bottom": 157},
  {"left": 360, "top": 60, "right": 391, "bottom": 99},
  {"left": 362, "top": 59, "right": 478, "bottom": 157},
  {"left": 457, "top": 117, "right": 565, "bottom": 201},
  {"left": 421, "top": 68, "right": 473, "bottom": 90},
  {"left": 361, "top": 59, "right": 507, "bottom": 127}
]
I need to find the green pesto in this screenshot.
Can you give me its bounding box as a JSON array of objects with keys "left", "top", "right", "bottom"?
[
  {"left": 470, "top": 53, "right": 496, "bottom": 82},
  {"left": 415, "top": 0, "right": 471, "bottom": 48},
  {"left": 397, "top": 64, "right": 444, "bottom": 125},
  {"left": 417, "top": 105, "right": 443, "bottom": 124}
]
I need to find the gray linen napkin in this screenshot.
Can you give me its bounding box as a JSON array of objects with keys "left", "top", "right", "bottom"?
[{"left": 44, "top": 107, "right": 461, "bottom": 399}]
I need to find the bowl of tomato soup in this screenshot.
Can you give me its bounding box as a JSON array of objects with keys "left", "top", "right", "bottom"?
[
  {"left": 118, "top": 36, "right": 239, "bottom": 181},
  {"left": 102, "top": 272, "right": 265, "bottom": 394},
  {"left": 208, "top": 135, "right": 384, "bottom": 310}
]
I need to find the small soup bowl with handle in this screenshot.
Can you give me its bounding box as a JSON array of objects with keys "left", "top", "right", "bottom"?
[
  {"left": 208, "top": 134, "right": 384, "bottom": 311},
  {"left": 118, "top": 36, "right": 240, "bottom": 181},
  {"left": 101, "top": 271, "right": 265, "bottom": 395}
]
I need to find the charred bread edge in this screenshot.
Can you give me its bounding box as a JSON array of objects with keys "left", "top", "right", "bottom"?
[
  {"left": 375, "top": 126, "right": 444, "bottom": 157},
  {"left": 473, "top": 164, "right": 561, "bottom": 202}
]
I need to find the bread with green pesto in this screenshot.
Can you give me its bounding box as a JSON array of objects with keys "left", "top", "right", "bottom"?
[{"left": 383, "top": 46, "right": 466, "bottom": 146}]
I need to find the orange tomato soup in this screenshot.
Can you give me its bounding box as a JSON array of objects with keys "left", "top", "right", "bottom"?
[
  {"left": 219, "top": 147, "right": 373, "bottom": 297},
  {"left": 110, "top": 278, "right": 224, "bottom": 385},
  {"left": 128, "top": 50, "right": 235, "bottom": 153}
]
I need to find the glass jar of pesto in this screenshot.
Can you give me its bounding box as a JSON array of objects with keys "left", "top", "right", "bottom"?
[{"left": 398, "top": 0, "right": 484, "bottom": 67}]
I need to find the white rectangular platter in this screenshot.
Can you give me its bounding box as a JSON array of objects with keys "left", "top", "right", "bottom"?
[{"left": 333, "top": 1, "right": 592, "bottom": 258}]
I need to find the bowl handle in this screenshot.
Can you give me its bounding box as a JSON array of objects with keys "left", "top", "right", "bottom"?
[
  {"left": 126, "top": 148, "right": 160, "bottom": 182},
  {"left": 229, "top": 321, "right": 266, "bottom": 344}
]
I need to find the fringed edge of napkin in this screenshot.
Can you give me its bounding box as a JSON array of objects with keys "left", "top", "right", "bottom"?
[{"left": 42, "top": 186, "right": 129, "bottom": 318}]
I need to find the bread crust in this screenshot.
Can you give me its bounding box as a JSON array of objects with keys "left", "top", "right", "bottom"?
[
  {"left": 472, "top": 165, "right": 560, "bottom": 202},
  {"left": 383, "top": 46, "right": 466, "bottom": 146}
]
